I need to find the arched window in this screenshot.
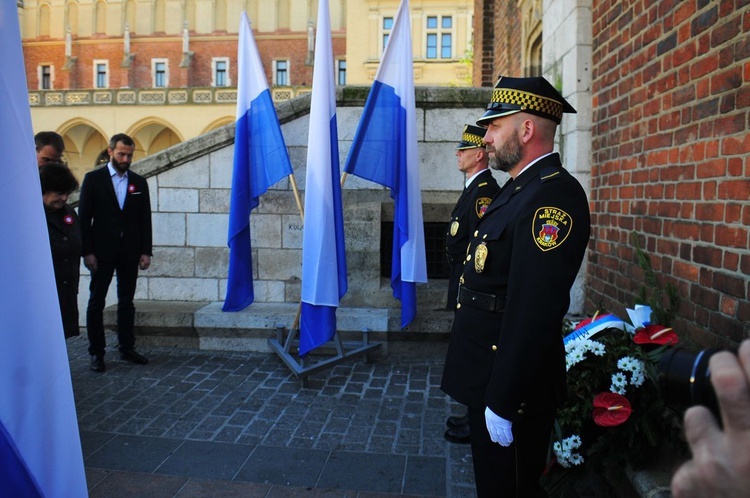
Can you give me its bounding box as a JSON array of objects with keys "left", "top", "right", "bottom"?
[
  {"left": 185, "top": 0, "right": 196, "bottom": 33},
  {"left": 39, "top": 4, "right": 51, "bottom": 37},
  {"left": 277, "top": 0, "right": 290, "bottom": 29},
  {"left": 154, "top": 0, "right": 166, "bottom": 33},
  {"left": 215, "top": 0, "right": 227, "bottom": 32},
  {"left": 125, "top": 0, "right": 136, "bottom": 33},
  {"left": 67, "top": 2, "right": 79, "bottom": 36},
  {"left": 95, "top": 1, "right": 107, "bottom": 34}
]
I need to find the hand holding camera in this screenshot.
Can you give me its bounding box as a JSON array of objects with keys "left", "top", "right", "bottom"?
[{"left": 669, "top": 339, "right": 750, "bottom": 497}]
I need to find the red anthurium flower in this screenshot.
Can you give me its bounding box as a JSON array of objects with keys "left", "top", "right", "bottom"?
[
  {"left": 633, "top": 324, "right": 678, "bottom": 345},
  {"left": 592, "top": 393, "right": 632, "bottom": 427}
]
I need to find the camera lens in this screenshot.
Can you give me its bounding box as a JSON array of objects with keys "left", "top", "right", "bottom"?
[{"left": 657, "top": 348, "right": 721, "bottom": 418}]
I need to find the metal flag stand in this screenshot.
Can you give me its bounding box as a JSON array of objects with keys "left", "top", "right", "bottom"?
[
  {"left": 267, "top": 173, "right": 382, "bottom": 386},
  {"left": 267, "top": 312, "right": 382, "bottom": 387}
]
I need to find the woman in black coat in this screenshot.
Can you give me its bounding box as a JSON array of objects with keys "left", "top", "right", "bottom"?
[{"left": 40, "top": 162, "right": 82, "bottom": 338}]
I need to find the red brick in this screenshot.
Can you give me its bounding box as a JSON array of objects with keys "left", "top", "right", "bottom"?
[
  {"left": 694, "top": 245, "right": 722, "bottom": 267},
  {"left": 718, "top": 179, "right": 750, "bottom": 200},
  {"left": 674, "top": 259, "right": 700, "bottom": 281},
  {"left": 695, "top": 203, "right": 725, "bottom": 221},
  {"left": 696, "top": 158, "right": 727, "bottom": 178},
  {"left": 675, "top": 181, "right": 703, "bottom": 199},
  {"left": 723, "top": 251, "right": 739, "bottom": 271},
  {"left": 714, "top": 225, "right": 748, "bottom": 249}
]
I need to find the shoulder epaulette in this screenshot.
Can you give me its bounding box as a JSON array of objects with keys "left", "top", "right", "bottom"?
[{"left": 540, "top": 167, "right": 561, "bottom": 182}]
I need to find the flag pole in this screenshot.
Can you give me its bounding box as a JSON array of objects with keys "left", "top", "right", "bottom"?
[
  {"left": 289, "top": 173, "right": 305, "bottom": 221},
  {"left": 340, "top": 171, "right": 348, "bottom": 188}
]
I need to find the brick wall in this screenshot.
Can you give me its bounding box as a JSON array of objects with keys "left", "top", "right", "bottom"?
[
  {"left": 23, "top": 33, "right": 343, "bottom": 90},
  {"left": 492, "top": 0, "right": 522, "bottom": 81},
  {"left": 589, "top": 0, "right": 749, "bottom": 348}
]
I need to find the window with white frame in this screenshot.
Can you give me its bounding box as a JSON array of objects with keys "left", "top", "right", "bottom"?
[
  {"left": 93, "top": 60, "right": 109, "bottom": 89},
  {"left": 382, "top": 17, "right": 393, "bottom": 53},
  {"left": 212, "top": 57, "right": 230, "bottom": 87},
  {"left": 38, "top": 64, "right": 53, "bottom": 90},
  {"left": 273, "top": 60, "right": 289, "bottom": 86},
  {"left": 152, "top": 58, "right": 168, "bottom": 88},
  {"left": 426, "top": 15, "right": 453, "bottom": 59},
  {"left": 337, "top": 59, "right": 346, "bottom": 86}
]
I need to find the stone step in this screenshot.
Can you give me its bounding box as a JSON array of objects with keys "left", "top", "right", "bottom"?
[{"left": 104, "top": 301, "right": 454, "bottom": 357}]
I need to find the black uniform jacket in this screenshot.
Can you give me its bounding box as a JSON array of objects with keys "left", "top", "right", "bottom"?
[
  {"left": 46, "top": 204, "right": 82, "bottom": 338},
  {"left": 441, "top": 153, "right": 590, "bottom": 422},
  {"left": 78, "top": 165, "right": 152, "bottom": 263},
  {"left": 445, "top": 169, "right": 500, "bottom": 308}
]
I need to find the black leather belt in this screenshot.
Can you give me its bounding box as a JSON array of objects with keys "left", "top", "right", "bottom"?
[{"left": 458, "top": 286, "right": 506, "bottom": 313}]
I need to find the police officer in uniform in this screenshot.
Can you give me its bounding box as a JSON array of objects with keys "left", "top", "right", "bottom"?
[
  {"left": 444, "top": 124, "right": 500, "bottom": 444},
  {"left": 441, "top": 76, "right": 591, "bottom": 497}
]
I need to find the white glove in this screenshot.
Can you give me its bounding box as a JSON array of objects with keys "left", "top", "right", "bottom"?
[{"left": 485, "top": 407, "right": 513, "bottom": 446}]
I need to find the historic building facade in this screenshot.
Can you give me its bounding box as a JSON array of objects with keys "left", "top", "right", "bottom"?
[{"left": 20, "top": 0, "right": 473, "bottom": 179}]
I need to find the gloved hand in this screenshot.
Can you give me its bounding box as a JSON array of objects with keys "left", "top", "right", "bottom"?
[{"left": 485, "top": 407, "right": 513, "bottom": 446}]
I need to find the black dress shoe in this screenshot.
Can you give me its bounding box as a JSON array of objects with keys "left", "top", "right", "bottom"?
[
  {"left": 446, "top": 413, "right": 470, "bottom": 429},
  {"left": 444, "top": 425, "right": 471, "bottom": 444},
  {"left": 90, "top": 355, "right": 106, "bottom": 373},
  {"left": 119, "top": 349, "right": 149, "bottom": 365}
]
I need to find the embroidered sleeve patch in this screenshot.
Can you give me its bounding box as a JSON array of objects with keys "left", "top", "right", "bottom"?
[
  {"left": 475, "top": 197, "right": 492, "bottom": 218},
  {"left": 532, "top": 207, "right": 572, "bottom": 251}
]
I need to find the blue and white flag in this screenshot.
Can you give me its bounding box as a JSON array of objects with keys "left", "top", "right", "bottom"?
[
  {"left": 223, "top": 11, "right": 294, "bottom": 311},
  {"left": 299, "top": 0, "right": 348, "bottom": 356},
  {"left": 0, "top": 3, "right": 88, "bottom": 496},
  {"left": 343, "top": 0, "right": 426, "bottom": 328}
]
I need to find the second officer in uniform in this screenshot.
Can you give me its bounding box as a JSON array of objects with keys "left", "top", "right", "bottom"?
[{"left": 444, "top": 124, "right": 500, "bottom": 444}]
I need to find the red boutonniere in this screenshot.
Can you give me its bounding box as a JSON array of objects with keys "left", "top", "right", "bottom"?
[
  {"left": 633, "top": 324, "right": 678, "bottom": 346},
  {"left": 63, "top": 215, "right": 74, "bottom": 225},
  {"left": 128, "top": 184, "right": 137, "bottom": 193},
  {"left": 592, "top": 392, "right": 632, "bottom": 427}
]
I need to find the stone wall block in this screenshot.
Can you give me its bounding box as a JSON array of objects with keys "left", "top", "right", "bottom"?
[
  {"left": 159, "top": 187, "right": 199, "bottom": 212},
  {"left": 257, "top": 248, "right": 301, "bottom": 281},
  {"left": 281, "top": 215, "right": 304, "bottom": 249},
  {"left": 208, "top": 146, "right": 234, "bottom": 188},
  {"left": 424, "top": 108, "right": 488, "bottom": 142},
  {"left": 158, "top": 155, "right": 210, "bottom": 188},
  {"left": 195, "top": 247, "right": 229, "bottom": 278},
  {"left": 150, "top": 247, "right": 196, "bottom": 277},
  {"left": 186, "top": 213, "right": 229, "bottom": 247},
  {"left": 152, "top": 212, "right": 186, "bottom": 246},
  {"left": 199, "top": 188, "right": 230, "bottom": 213},
  {"left": 419, "top": 143, "right": 465, "bottom": 191},
  {"left": 149, "top": 277, "right": 219, "bottom": 301},
  {"left": 250, "top": 213, "right": 283, "bottom": 248}
]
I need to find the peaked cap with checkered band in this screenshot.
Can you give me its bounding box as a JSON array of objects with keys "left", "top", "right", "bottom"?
[
  {"left": 476, "top": 76, "right": 576, "bottom": 126},
  {"left": 455, "top": 124, "right": 487, "bottom": 150}
]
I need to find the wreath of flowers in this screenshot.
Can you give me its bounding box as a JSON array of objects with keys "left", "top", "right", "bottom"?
[{"left": 551, "top": 305, "right": 680, "bottom": 470}]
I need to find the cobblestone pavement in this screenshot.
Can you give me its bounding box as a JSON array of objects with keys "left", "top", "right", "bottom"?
[{"left": 67, "top": 333, "right": 477, "bottom": 497}]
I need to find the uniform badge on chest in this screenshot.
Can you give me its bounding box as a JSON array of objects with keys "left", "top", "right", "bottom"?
[
  {"left": 474, "top": 242, "right": 488, "bottom": 273},
  {"left": 450, "top": 220, "right": 459, "bottom": 236}
]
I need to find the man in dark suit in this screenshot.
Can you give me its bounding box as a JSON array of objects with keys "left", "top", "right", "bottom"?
[
  {"left": 444, "top": 124, "right": 500, "bottom": 444},
  {"left": 441, "top": 76, "right": 591, "bottom": 497},
  {"left": 79, "top": 133, "right": 152, "bottom": 372}
]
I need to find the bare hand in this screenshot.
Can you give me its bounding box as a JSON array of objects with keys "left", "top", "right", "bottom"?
[
  {"left": 671, "top": 340, "right": 750, "bottom": 497},
  {"left": 84, "top": 254, "right": 97, "bottom": 272},
  {"left": 139, "top": 254, "right": 151, "bottom": 270}
]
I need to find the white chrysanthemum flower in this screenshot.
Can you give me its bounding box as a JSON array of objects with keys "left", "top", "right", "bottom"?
[
  {"left": 611, "top": 384, "right": 627, "bottom": 395},
  {"left": 590, "top": 341, "right": 606, "bottom": 356},
  {"left": 631, "top": 371, "right": 645, "bottom": 387},
  {"left": 569, "top": 454, "right": 585, "bottom": 466},
  {"left": 569, "top": 435, "right": 582, "bottom": 448},
  {"left": 553, "top": 441, "right": 562, "bottom": 452},
  {"left": 612, "top": 372, "right": 627, "bottom": 386},
  {"left": 618, "top": 356, "right": 635, "bottom": 371}
]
